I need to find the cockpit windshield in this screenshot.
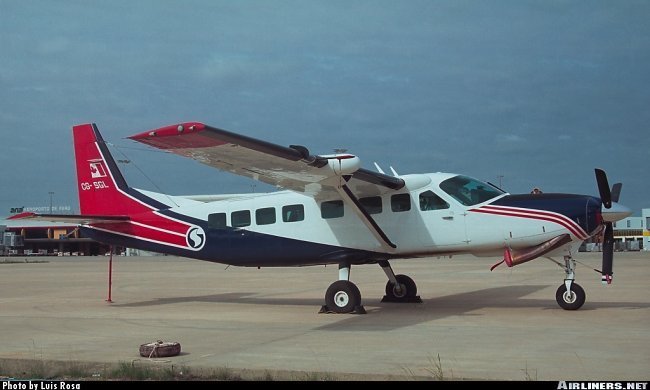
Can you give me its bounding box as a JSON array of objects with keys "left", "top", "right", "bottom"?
[{"left": 439, "top": 175, "right": 505, "bottom": 206}]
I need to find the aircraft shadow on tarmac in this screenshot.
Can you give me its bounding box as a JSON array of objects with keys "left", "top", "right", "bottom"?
[{"left": 112, "top": 285, "right": 649, "bottom": 331}]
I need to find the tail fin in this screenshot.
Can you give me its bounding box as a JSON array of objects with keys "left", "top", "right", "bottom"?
[{"left": 73, "top": 123, "right": 163, "bottom": 216}]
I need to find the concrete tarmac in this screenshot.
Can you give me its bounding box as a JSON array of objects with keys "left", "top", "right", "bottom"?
[{"left": 0, "top": 252, "right": 648, "bottom": 380}]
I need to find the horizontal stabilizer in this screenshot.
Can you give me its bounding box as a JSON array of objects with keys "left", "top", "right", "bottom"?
[{"left": 8, "top": 212, "right": 129, "bottom": 225}]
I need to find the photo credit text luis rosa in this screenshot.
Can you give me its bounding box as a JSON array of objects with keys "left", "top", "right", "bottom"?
[{"left": 3, "top": 381, "right": 80, "bottom": 390}]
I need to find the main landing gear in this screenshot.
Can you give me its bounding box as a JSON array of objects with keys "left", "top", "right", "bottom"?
[
  {"left": 320, "top": 261, "right": 421, "bottom": 314},
  {"left": 379, "top": 261, "right": 422, "bottom": 303},
  {"left": 555, "top": 255, "right": 586, "bottom": 310},
  {"left": 322, "top": 263, "right": 365, "bottom": 314}
]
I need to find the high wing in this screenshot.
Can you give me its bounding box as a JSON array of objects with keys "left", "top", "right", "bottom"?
[
  {"left": 129, "top": 122, "right": 404, "bottom": 200},
  {"left": 129, "top": 122, "right": 406, "bottom": 250}
]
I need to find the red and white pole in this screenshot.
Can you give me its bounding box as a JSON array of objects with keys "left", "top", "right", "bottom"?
[{"left": 106, "top": 246, "right": 113, "bottom": 303}]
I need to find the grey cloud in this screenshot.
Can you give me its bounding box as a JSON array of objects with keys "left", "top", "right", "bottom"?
[{"left": 0, "top": 1, "right": 648, "bottom": 215}]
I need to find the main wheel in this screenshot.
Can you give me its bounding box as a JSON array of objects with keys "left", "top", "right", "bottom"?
[
  {"left": 325, "top": 280, "right": 362, "bottom": 313},
  {"left": 385, "top": 274, "right": 417, "bottom": 300},
  {"left": 555, "top": 283, "right": 586, "bottom": 310}
]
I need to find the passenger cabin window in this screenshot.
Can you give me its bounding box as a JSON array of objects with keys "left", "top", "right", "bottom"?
[
  {"left": 256, "top": 207, "right": 276, "bottom": 225},
  {"left": 231, "top": 210, "right": 251, "bottom": 228},
  {"left": 208, "top": 212, "right": 227, "bottom": 229},
  {"left": 419, "top": 190, "right": 449, "bottom": 211},
  {"left": 283, "top": 204, "right": 305, "bottom": 222},
  {"left": 359, "top": 196, "right": 382, "bottom": 214},
  {"left": 321, "top": 200, "right": 344, "bottom": 219},
  {"left": 439, "top": 175, "right": 504, "bottom": 206},
  {"left": 391, "top": 194, "right": 411, "bottom": 212}
]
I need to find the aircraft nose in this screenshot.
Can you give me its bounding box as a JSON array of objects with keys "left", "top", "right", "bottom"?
[{"left": 601, "top": 202, "right": 632, "bottom": 222}]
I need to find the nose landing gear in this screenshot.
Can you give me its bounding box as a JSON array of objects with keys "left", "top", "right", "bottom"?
[{"left": 555, "top": 255, "right": 586, "bottom": 310}]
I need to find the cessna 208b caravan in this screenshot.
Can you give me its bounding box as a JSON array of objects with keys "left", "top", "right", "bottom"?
[{"left": 12, "top": 123, "right": 631, "bottom": 313}]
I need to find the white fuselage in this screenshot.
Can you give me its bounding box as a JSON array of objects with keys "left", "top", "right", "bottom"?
[{"left": 139, "top": 172, "right": 584, "bottom": 259}]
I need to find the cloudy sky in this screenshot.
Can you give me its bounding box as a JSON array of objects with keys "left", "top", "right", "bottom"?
[{"left": 1, "top": 1, "right": 648, "bottom": 217}]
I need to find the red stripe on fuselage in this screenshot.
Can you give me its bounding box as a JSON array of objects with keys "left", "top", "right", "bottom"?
[
  {"left": 470, "top": 205, "right": 589, "bottom": 240},
  {"left": 93, "top": 141, "right": 193, "bottom": 246},
  {"left": 92, "top": 214, "right": 189, "bottom": 247}
]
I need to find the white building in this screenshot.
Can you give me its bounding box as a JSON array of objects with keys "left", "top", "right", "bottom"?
[
  {"left": 641, "top": 209, "right": 650, "bottom": 251},
  {"left": 613, "top": 208, "right": 648, "bottom": 251}
]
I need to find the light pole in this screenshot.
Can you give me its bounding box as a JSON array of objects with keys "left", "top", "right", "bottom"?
[{"left": 48, "top": 191, "right": 54, "bottom": 214}]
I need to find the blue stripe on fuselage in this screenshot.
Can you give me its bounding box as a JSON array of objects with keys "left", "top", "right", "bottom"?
[{"left": 80, "top": 223, "right": 383, "bottom": 267}]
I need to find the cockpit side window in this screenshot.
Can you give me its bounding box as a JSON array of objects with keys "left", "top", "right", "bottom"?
[
  {"left": 391, "top": 194, "right": 411, "bottom": 212},
  {"left": 419, "top": 190, "right": 449, "bottom": 211},
  {"left": 439, "top": 176, "right": 504, "bottom": 206}
]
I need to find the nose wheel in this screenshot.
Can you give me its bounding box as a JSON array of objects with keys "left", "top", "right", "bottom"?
[
  {"left": 555, "top": 255, "right": 586, "bottom": 310},
  {"left": 556, "top": 283, "right": 585, "bottom": 310}
]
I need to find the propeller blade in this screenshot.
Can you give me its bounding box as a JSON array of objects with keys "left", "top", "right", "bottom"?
[
  {"left": 601, "top": 222, "right": 614, "bottom": 284},
  {"left": 595, "top": 168, "right": 612, "bottom": 209},
  {"left": 610, "top": 183, "right": 622, "bottom": 203}
]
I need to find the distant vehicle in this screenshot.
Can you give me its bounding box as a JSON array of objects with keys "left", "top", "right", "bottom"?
[{"left": 11, "top": 123, "right": 631, "bottom": 312}]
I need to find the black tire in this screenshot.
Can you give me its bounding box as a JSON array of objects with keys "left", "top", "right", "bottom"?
[
  {"left": 325, "top": 280, "right": 362, "bottom": 313},
  {"left": 139, "top": 341, "right": 181, "bottom": 358},
  {"left": 555, "top": 283, "right": 586, "bottom": 310},
  {"left": 385, "top": 274, "right": 417, "bottom": 300}
]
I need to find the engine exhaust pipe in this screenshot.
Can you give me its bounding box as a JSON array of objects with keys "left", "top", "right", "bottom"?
[{"left": 491, "top": 234, "right": 572, "bottom": 271}]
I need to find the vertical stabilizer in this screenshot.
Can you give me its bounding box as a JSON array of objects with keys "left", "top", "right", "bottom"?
[{"left": 73, "top": 123, "right": 154, "bottom": 215}]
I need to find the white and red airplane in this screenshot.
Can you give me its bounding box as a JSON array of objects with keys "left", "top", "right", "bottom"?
[{"left": 12, "top": 123, "right": 631, "bottom": 313}]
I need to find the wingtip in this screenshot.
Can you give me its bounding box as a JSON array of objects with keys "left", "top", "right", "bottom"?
[{"left": 129, "top": 122, "right": 206, "bottom": 140}]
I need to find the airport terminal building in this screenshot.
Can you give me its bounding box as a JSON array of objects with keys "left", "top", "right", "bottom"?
[
  {"left": 1, "top": 219, "right": 111, "bottom": 256},
  {"left": 1, "top": 206, "right": 112, "bottom": 256}
]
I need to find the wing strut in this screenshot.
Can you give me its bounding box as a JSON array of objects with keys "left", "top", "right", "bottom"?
[{"left": 335, "top": 182, "right": 397, "bottom": 251}]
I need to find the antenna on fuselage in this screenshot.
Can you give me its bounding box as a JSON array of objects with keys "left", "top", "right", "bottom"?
[{"left": 373, "top": 162, "right": 386, "bottom": 174}]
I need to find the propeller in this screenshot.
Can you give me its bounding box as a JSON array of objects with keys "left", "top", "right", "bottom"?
[
  {"left": 594, "top": 169, "right": 622, "bottom": 284},
  {"left": 601, "top": 222, "right": 614, "bottom": 283},
  {"left": 610, "top": 183, "right": 622, "bottom": 203},
  {"left": 595, "top": 168, "right": 611, "bottom": 209}
]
